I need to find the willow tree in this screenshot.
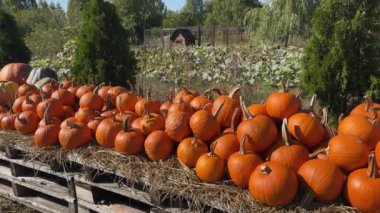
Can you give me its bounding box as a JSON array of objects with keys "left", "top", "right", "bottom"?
[{"left": 244, "top": 0, "right": 319, "bottom": 46}]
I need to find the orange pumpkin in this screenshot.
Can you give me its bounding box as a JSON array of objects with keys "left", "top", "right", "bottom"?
[
  {"left": 140, "top": 107, "right": 165, "bottom": 135},
  {"left": 376, "top": 142, "right": 380, "bottom": 167},
  {"left": 245, "top": 102, "right": 267, "bottom": 119},
  {"left": 144, "top": 130, "right": 173, "bottom": 161},
  {"left": 1, "top": 110, "right": 18, "bottom": 130},
  {"left": 265, "top": 80, "right": 300, "bottom": 119},
  {"left": 223, "top": 108, "right": 240, "bottom": 133},
  {"left": 165, "top": 111, "right": 191, "bottom": 143},
  {"left": 174, "top": 88, "right": 198, "bottom": 105},
  {"left": 350, "top": 96, "right": 380, "bottom": 122},
  {"left": 59, "top": 121, "right": 91, "bottom": 150},
  {"left": 95, "top": 116, "right": 122, "bottom": 148},
  {"left": 79, "top": 86, "right": 104, "bottom": 111},
  {"left": 34, "top": 119, "right": 60, "bottom": 148},
  {"left": 18, "top": 83, "right": 38, "bottom": 97},
  {"left": 75, "top": 84, "right": 95, "bottom": 99},
  {"left": 177, "top": 135, "right": 208, "bottom": 168},
  {"left": 168, "top": 97, "right": 193, "bottom": 116},
  {"left": 14, "top": 111, "right": 39, "bottom": 134},
  {"left": 189, "top": 102, "right": 223, "bottom": 142},
  {"left": 345, "top": 152, "right": 380, "bottom": 212},
  {"left": 21, "top": 92, "right": 42, "bottom": 112},
  {"left": 195, "top": 143, "right": 225, "bottom": 183},
  {"left": 75, "top": 108, "right": 97, "bottom": 124},
  {"left": 12, "top": 96, "right": 26, "bottom": 113},
  {"left": 107, "top": 86, "right": 126, "bottom": 107},
  {"left": 249, "top": 161, "right": 298, "bottom": 206},
  {"left": 227, "top": 134, "right": 262, "bottom": 188},
  {"left": 211, "top": 85, "right": 241, "bottom": 127},
  {"left": 87, "top": 116, "right": 104, "bottom": 137},
  {"left": 115, "top": 92, "right": 138, "bottom": 113},
  {"left": 41, "top": 80, "right": 58, "bottom": 98},
  {"left": 62, "top": 106, "right": 75, "bottom": 119},
  {"left": 236, "top": 97, "right": 277, "bottom": 152},
  {"left": 269, "top": 119, "right": 309, "bottom": 173},
  {"left": 115, "top": 117, "right": 145, "bottom": 155},
  {"left": 189, "top": 89, "right": 213, "bottom": 112},
  {"left": 38, "top": 104, "right": 61, "bottom": 127},
  {"left": 135, "top": 98, "right": 161, "bottom": 116},
  {"left": 51, "top": 88, "right": 75, "bottom": 107},
  {"left": 211, "top": 132, "right": 239, "bottom": 161},
  {"left": 36, "top": 98, "right": 64, "bottom": 119},
  {"left": 298, "top": 159, "right": 344, "bottom": 202}
]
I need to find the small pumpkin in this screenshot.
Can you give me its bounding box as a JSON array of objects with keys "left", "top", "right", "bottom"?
[
  {"left": 189, "top": 87, "right": 215, "bottom": 112},
  {"left": 97, "top": 83, "right": 112, "bottom": 101},
  {"left": 177, "top": 135, "right": 208, "bottom": 168},
  {"left": 144, "top": 130, "right": 173, "bottom": 161},
  {"left": 298, "top": 159, "right": 344, "bottom": 202},
  {"left": 34, "top": 120, "right": 60, "bottom": 147},
  {"left": 249, "top": 162, "right": 298, "bottom": 206},
  {"left": 227, "top": 134, "right": 263, "bottom": 188},
  {"left": 75, "top": 84, "right": 95, "bottom": 99},
  {"left": 165, "top": 110, "right": 191, "bottom": 143},
  {"left": 195, "top": 142, "right": 225, "bottom": 183},
  {"left": 79, "top": 86, "right": 104, "bottom": 111},
  {"left": 168, "top": 97, "right": 193, "bottom": 116},
  {"left": 345, "top": 152, "right": 380, "bottom": 212},
  {"left": 244, "top": 101, "right": 267, "bottom": 119},
  {"left": 21, "top": 92, "right": 42, "bottom": 112},
  {"left": 51, "top": 86, "right": 75, "bottom": 107},
  {"left": 350, "top": 96, "right": 380, "bottom": 122},
  {"left": 135, "top": 94, "right": 161, "bottom": 117},
  {"left": 189, "top": 102, "right": 223, "bottom": 142},
  {"left": 107, "top": 86, "right": 127, "bottom": 107},
  {"left": 223, "top": 108, "right": 241, "bottom": 133},
  {"left": 14, "top": 111, "right": 39, "bottom": 134},
  {"left": 211, "top": 85, "right": 241, "bottom": 127},
  {"left": 12, "top": 95, "right": 26, "bottom": 113},
  {"left": 115, "top": 117, "right": 145, "bottom": 155},
  {"left": 18, "top": 83, "right": 39, "bottom": 97},
  {"left": 75, "top": 108, "right": 97, "bottom": 124},
  {"left": 1, "top": 109, "right": 18, "bottom": 130},
  {"left": 0, "top": 81, "right": 19, "bottom": 106},
  {"left": 62, "top": 106, "right": 75, "bottom": 119},
  {"left": 38, "top": 104, "right": 61, "bottom": 127},
  {"left": 59, "top": 121, "right": 91, "bottom": 150},
  {"left": 95, "top": 115, "right": 122, "bottom": 148},
  {"left": 115, "top": 92, "right": 138, "bottom": 113},
  {"left": 140, "top": 106, "right": 165, "bottom": 135},
  {"left": 36, "top": 98, "right": 64, "bottom": 119},
  {"left": 269, "top": 119, "right": 309, "bottom": 173},
  {"left": 41, "top": 80, "right": 58, "bottom": 98},
  {"left": 174, "top": 88, "right": 198, "bottom": 105},
  {"left": 236, "top": 96, "right": 278, "bottom": 152},
  {"left": 160, "top": 89, "right": 174, "bottom": 113},
  {"left": 87, "top": 116, "right": 104, "bottom": 137},
  {"left": 265, "top": 80, "right": 301, "bottom": 120},
  {"left": 211, "top": 131, "right": 239, "bottom": 161}
]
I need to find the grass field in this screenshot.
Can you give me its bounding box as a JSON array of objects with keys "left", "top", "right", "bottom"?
[{"left": 0, "top": 196, "right": 37, "bottom": 213}]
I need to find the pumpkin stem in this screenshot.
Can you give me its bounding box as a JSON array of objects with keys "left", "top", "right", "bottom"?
[
  {"left": 308, "top": 147, "right": 328, "bottom": 158},
  {"left": 94, "top": 84, "right": 103, "bottom": 94},
  {"left": 239, "top": 96, "right": 253, "bottom": 120},
  {"left": 308, "top": 94, "right": 316, "bottom": 113},
  {"left": 62, "top": 72, "right": 70, "bottom": 81},
  {"left": 16, "top": 113, "right": 27, "bottom": 123},
  {"left": 116, "top": 96, "right": 124, "bottom": 114},
  {"left": 281, "top": 119, "right": 292, "bottom": 146},
  {"left": 280, "top": 80, "right": 288, "bottom": 93},
  {"left": 211, "top": 87, "right": 228, "bottom": 96},
  {"left": 122, "top": 117, "right": 131, "bottom": 132},
  {"left": 230, "top": 108, "right": 239, "bottom": 132},
  {"left": 212, "top": 100, "right": 225, "bottom": 118},
  {"left": 239, "top": 134, "right": 248, "bottom": 155},
  {"left": 143, "top": 103, "right": 152, "bottom": 119},
  {"left": 368, "top": 152, "right": 379, "bottom": 178},
  {"left": 191, "top": 134, "right": 200, "bottom": 149},
  {"left": 260, "top": 165, "right": 272, "bottom": 175},
  {"left": 321, "top": 107, "right": 335, "bottom": 138},
  {"left": 146, "top": 87, "right": 151, "bottom": 99},
  {"left": 363, "top": 96, "right": 374, "bottom": 112},
  {"left": 202, "top": 103, "right": 212, "bottom": 111},
  {"left": 338, "top": 114, "right": 345, "bottom": 124},
  {"left": 66, "top": 121, "right": 80, "bottom": 129},
  {"left": 160, "top": 109, "right": 168, "bottom": 119},
  {"left": 228, "top": 85, "right": 241, "bottom": 99},
  {"left": 105, "top": 94, "right": 112, "bottom": 111},
  {"left": 209, "top": 141, "right": 218, "bottom": 157},
  {"left": 369, "top": 108, "right": 379, "bottom": 124},
  {"left": 25, "top": 92, "right": 33, "bottom": 104},
  {"left": 43, "top": 103, "right": 52, "bottom": 125}
]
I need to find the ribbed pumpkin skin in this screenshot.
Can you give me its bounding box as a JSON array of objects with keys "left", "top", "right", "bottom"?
[
  {"left": 95, "top": 118, "right": 122, "bottom": 148},
  {"left": 270, "top": 144, "right": 309, "bottom": 173},
  {"left": 328, "top": 135, "right": 369, "bottom": 172},
  {"left": 228, "top": 151, "right": 262, "bottom": 188},
  {"left": 212, "top": 96, "right": 240, "bottom": 128},
  {"left": 18, "top": 83, "right": 39, "bottom": 97},
  {"left": 249, "top": 162, "right": 298, "bottom": 206},
  {"left": 168, "top": 100, "right": 193, "bottom": 116},
  {"left": 140, "top": 113, "right": 165, "bottom": 135},
  {"left": 212, "top": 133, "right": 239, "bottom": 160},
  {"left": 62, "top": 106, "right": 75, "bottom": 119},
  {"left": 265, "top": 92, "right": 300, "bottom": 120},
  {"left": 131, "top": 117, "right": 142, "bottom": 131},
  {"left": 165, "top": 111, "right": 191, "bottom": 143},
  {"left": 21, "top": 93, "right": 42, "bottom": 112},
  {"left": 345, "top": 158, "right": 380, "bottom": 213},
  {"left": 107, "top": 86, "right": 126, "bottom": 106},
  {"left": 75, "top": 108, "right": 96, "bottom": 124},
  {"left": 51, "top": 89, "right": 75, "bottom": 107},
  {"left": 245, "top": 103, "right": 267, "bottom": 119},
  {"left": 79, "top": 92, "right": 104, "bottom": 111},
  {"left": 36, "top": 99, "right": 64, "bottom": 119},
  {"left": 75, "top": 85, "right": 95, "bottom": 99},
  {"left": 190, "top": 96, "right": 212, "bottom": 112},
  {"left": 195, "top": 153, "right": 225, "bottom": 183},
  {"left": 87, "top": 117, "right": 104, "bottom": 137},
  {"left": 177, "top": 137, "right": 208, "bottom": 168},
  {"left": 0, "top": 63, "right": 31, "bottom": 85},
  {"left": 298, "top": 159, "right": 344, "bottom": 202},
  {"left": 116, "top": 93, "right": 138, "bottom": 113},
  {"left": 189, "top": 110, "right": 220, "bottom": 142},
  {"left": 12, "top": 96, "right": 26, "bottom": 113},
  {"left": 14, "top": 111, "right": 39, "bottom": 134},
  {"left": 288, "top": 113, "right": 325, "bottom": 148},
  {"left": 236, "top": 115, "right": 277, "bottom": 152},
  {"left": 115, "top": 130, "right": 145, "bottom": 155},
  {"left": 34, "top": 125, "right": 60, "bottom": 147},
  {"left": 59, "top": 122, "right": 91, "bottom": 150},
  {"left": 376, "top": 142, "right": 380, "bottom": 167},
  {"left": 135, "top": 99, "right": 161, "bottom": 116},
  {"left": 144, "top": 130, "right": 173, "bottom": 161},
  {"left": 1, "top": 113, "right": 18, "bottom": 130},
  {"left": 97, "top": 85, "right": 112, "bottom": 101},
  {"left": 338, "top": 115, "right": 377, "bottom": 150}
]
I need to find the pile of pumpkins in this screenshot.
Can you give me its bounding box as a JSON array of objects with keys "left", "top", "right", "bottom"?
[{"left": 1, "top": 63, "right": 380, "bottom": 211}]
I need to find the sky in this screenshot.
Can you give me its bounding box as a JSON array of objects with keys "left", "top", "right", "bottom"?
[{"left": 45, "top": 0, "right": 186, "bottom": 11}]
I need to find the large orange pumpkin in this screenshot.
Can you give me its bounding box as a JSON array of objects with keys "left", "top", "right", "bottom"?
[
  {"left": 227, "top": 134, "right": 262, "bottom": 188},
  {"left": 249, "top": 162, "right": 298, "bottom": 206},
  {"left": 59, "top": 121, "right": 91, "bottom": 150},
  {"left": 115, "top": 117, "right": 145, "bottom": 155},
  {"left": 34, "top": 124, "right": 60, "bottom": 148},
  {"left": 79, "top": 87, "right": 104, "bottom": 111},
  {"left": 95, "top": 116, "right": 122, "bottom": 148},
  {"left": 0, "top": 63, "right": 32, "bottom": 85},
  {"left": 265, "top": 80, "right": 300, "bottom": 119},
  {"left": 195, "top": 143, "right": 225, "bottom": 183},
  {"left": 144, "top": 130, "right": 173, "bottom": 161},
  {"left": 345, "top": 152, "right": 380, "bottom": 212},
  {"left": 116, "top": 93, "right": 138, "bottom": 113},
  {"left": 177, "top": 135, "right": 208, "bottom": 168},
  {"left": 14, "top": 111, "right": 39, "bottom": 134}
]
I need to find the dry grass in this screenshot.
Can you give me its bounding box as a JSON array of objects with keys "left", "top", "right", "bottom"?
[
  {"left": 0, "top": 197, "right": 38, "bottom": 213},
  {"left": 0, "top": 131, "right": 356, "bottom": 212}
]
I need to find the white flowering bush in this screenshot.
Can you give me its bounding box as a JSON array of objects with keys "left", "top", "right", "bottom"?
[{"left": 136, "top": 46, "right": 303, "bottom": 88}]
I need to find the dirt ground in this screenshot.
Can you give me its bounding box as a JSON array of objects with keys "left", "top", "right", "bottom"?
[{"left": 0, "top": 196, "right": 38, "bottom": 213}]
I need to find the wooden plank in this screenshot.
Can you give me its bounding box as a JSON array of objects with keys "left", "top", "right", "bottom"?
[{"left": 78, "top": 199, "right": 147, "bottom": 213}]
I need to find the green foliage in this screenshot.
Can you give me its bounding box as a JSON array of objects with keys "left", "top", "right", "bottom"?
[
  {"left": 0, "top": 9, "right": 31, "bottom": 67},
  {"left": 366, "top": 76, "right": 380, "bottom": 102},
  {"left": 72, "top": 0, "right": 136, "bottom": 86},
  {"left": 162, "top": 11, "right": 183, "bottom": 28},
  {"left": 245, "top": 0, "right": 319, "bottom": 46},
  {"left": 67, "top": 0, "right": 90, "bottom": 38},
  {"left": 0, "top": 0, "right": 37, "bottom": 11},
  {"left": 204, "top": 0, "right": 261, "bottom": 26},
  {"left": 137, "top": 46, "right": 302, "bottom": 88},
  {"left": 301, "top": 0, "right": 380, "bottom": 116},
  {"left": 112, "top": 0, "right": 165, "bottom": 44}
]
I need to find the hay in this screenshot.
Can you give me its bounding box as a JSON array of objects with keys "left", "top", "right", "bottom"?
[{"left": 0, "top": 131, "right": 357, "bottom": 212}]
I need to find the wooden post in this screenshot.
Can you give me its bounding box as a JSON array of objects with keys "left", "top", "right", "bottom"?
[
  {"left": 212, "top": 26, "right": 216, "bottom": 46},
  {"left": 198, "top": 25, "right": 202, "bottom": 46},
  {"left": 161, "top": 28, "right": 164, "bottom": 48}
]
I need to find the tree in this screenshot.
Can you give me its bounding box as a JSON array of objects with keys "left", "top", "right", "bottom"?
[
  {"left": 205, "top": 0, "right": 261, "bottom": 26},
  {"left": 162, "top": 11, "right": 183, "bottom": 28},
  {"left": 0, "top": 0, "right": 37, "bottom": 11},
  {"left": 72, "top": 0, "right": 136, "bottom": 86},
  {"left": 111, "top": 0, "right": 165, "bottom": 44},
  {"left": 67, "top": 0, "right": 90, "bottom": 37},
  {"left": 244, "top": 0, "right": 319, "bottom": 46},
  {"left": 301, "top": 0, "right": 380, "bottom": 116},
  {"left": 0, "top": 9, "right": 31, "bottom": 67}
]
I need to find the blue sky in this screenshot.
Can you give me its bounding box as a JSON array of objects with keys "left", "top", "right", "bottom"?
[{"left": 45, "top": 0, "right": 186, "bottom": 11}]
